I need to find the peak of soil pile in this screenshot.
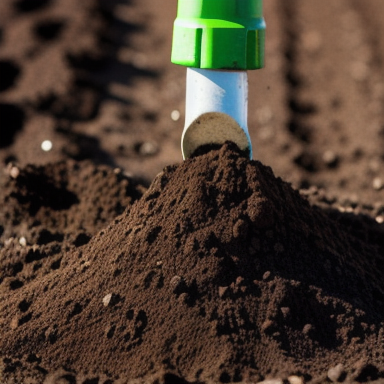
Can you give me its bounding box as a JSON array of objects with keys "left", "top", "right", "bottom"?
[{"left": 1, "top": 143, "right": 384, "bottom": 383}]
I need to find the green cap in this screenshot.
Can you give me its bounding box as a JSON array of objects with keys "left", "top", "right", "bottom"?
[{"left": 171, "top": 0, "right": 265, "bottom": 70}]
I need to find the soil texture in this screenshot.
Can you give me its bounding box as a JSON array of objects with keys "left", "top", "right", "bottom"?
[{"left": 1, "top": 0, "right": 384, "bottom": 383}]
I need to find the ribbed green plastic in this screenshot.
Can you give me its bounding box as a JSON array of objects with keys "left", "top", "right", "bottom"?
[{"left": 171, "top": 0, "right": 265, "bottom": 70}]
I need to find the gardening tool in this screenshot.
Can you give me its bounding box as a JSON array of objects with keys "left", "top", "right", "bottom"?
[{"left": 171, "top": 0, "right": 265, "bottom": 159}]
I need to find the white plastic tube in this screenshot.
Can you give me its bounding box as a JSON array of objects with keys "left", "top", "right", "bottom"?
[{"left": 182, "top": 67, "right": 252, "bottom": 159}]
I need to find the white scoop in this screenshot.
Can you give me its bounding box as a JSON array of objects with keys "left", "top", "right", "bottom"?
[{"left": 182, "top": 68, "right": 252, "bottom": 159}]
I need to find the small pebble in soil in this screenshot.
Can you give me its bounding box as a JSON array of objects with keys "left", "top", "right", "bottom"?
[
  {"left": 262, "top": 271, "right": 271, "bottom": 281},
  {"left": 41, "top": 140, "right": 53, "bottom": 151},
  {"left": 327, "top": 363, "right": 345, "bottom": 382},
  {"left": 102, "top": 293, "right": 113, "bottom": 307},
  {"left": 302, "top": 323, "right": 313, "bottom": 335},
  {"left": 8, "top": 166, "right": 20, "bottom": 178},
  {"left": 170, "top": 275, "right": 186, "bottom": 294},
  {"left": 372, "top": 177, "right": 383, "bottom": 191},
  {"left": 10, "top": 317, "right": 19, "bottom": 330},
  {"left": 280, "top": 307, "right": 290, "bottom": 318},
  {"left": 218, "top": 286, "right": 228, "bottom": 298},
  {"left": 171, "top": 110, "right": 180, "bottom": 121},
  {"left": 287, "top": 376, "right": 304, "bottom": 384},
  {"left": 136, "top": 141, "right": 158, "bottom": 156},
  {"left": 322, "top": 150, "right": 339, "bottom": 168}
]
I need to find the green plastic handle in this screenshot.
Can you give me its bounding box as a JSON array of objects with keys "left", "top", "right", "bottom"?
[{"left": 171, "top": 0, "right": 265, "bottom": 70}]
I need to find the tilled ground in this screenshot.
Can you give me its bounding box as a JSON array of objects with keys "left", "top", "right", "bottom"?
[{"left": 1, "top": 0, "right": 384, "bottom": 383}]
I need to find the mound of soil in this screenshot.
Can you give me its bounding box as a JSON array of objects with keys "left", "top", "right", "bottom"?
[{"left": 2, "top": 143, "right": 384, "bottom": 384}]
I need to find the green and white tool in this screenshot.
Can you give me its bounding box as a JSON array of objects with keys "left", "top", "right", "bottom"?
[{"left": 171, "top": 0, "right": 265, "bottom": 159}]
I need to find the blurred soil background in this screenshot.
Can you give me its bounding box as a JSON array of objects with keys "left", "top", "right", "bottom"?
[{"left": 0, "top": 0, "right": 384, "bottom": 203}]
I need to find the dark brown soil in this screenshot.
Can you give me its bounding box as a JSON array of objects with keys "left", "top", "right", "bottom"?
[
  {"left": 2, "top": 143, "right": 384, "bottom": 384},
  {"left": 1, "top": 0, "right": 384, "bottom": 383}
]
